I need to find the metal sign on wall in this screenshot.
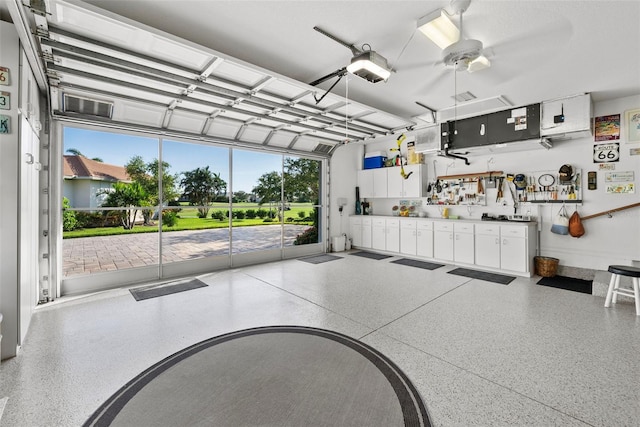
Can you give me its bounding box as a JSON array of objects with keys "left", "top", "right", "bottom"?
[{"left": 593, "top": 142, "right": 620, "bottom": 163}]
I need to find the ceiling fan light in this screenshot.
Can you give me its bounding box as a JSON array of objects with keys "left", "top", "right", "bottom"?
[
  {"left": 467, "top": 55, "right": 491, "bottom": 73},
  {"left": 346, "top": 51, "right": 392, "bottom": 83},
  {"left": 417, "top": 9, "right": 460, "bottom": 49}
]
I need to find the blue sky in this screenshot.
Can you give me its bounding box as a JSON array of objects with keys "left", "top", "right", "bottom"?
[{"left": 63, "top": 127, "right": 284, "bottom": 192}]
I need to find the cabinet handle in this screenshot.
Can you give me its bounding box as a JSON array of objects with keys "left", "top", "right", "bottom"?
[
  {"left": 480, "top": 123, "right": 486, "bottom": 135},
  {"left": 495, "top": 238, "right": 499, "bottom": 245}
]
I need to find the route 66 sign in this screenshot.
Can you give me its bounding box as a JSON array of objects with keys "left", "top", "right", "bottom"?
[{"left": 593, "top": 143, "right": 619, "bottom": 163}]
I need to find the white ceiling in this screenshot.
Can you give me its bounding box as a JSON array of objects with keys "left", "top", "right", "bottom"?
[
  {"left": 4, "top": 0, "right": 640, "bottom": 153},
  {"left": 78, "top": 0, "right": 640, "bottom": 118}
]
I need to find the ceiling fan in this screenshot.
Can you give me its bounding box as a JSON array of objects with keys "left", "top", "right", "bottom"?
[{"left": 418, "top": 0, "right": 491, "bottom": 73}]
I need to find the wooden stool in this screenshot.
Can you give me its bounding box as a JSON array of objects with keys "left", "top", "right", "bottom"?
[{"left": 604, "top": 265, "right": 640, "bottom": 315}]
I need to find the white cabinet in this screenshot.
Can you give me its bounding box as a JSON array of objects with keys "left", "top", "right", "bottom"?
[
  {"left": 361, "top": 217, "right": 372, "bottom": 249},
  {"left": 475, "top": 223, "right": 501, "bottom": 268},
  {"left": 434, "top": 222, "right": 454, "bottom": 261},
  {"left": 500, "top": 225, "right": 529, "bottom": 273},
  {"left": 541, "top": 93, "right": 592, "bottom": 139},
  {"left": 371, "top": 217, "right": 386, "bottom": 250},
  {"left": 416, "top": 221, "right": 434, "bottom": 258},
  {"left": 387, "top": 165, "right": 425, "bottom": 198},
  {"left": 349, "top": 216, "right": 362, "bottom": 248},
  {"left": 454, "top": 222, "right": 474, "bottom": 264},
  {"left": 357, "top": 169, "right": 388, "bottom": 198},
  {"left": 400, "top": 219, "right": 417, "bottom": 255},
  {"left": 386, "top": 218, "right": 400, "bottom": 252}
]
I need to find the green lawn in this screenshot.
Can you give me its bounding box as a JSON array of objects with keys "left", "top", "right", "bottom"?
[{"left": 63, "top": 203, "right": 315, "bottom": 239}]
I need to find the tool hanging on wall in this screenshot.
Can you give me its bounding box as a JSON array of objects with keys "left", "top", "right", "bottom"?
[{"left": 389, "top": 133, "right": 414, "bottom": 180}]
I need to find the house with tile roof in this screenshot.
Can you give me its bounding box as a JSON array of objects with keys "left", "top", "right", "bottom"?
[{"left": 63, "top": 155, "right": 131, "bottom": 208}]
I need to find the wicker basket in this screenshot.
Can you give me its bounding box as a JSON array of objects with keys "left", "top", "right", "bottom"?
[{"left": 534, "top": 256, "right": 559, "bottom": 277}]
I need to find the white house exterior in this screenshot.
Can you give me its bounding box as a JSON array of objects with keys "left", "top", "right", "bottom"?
[{"left": 63, "top": 155, "right": 131, "bottom": 209}]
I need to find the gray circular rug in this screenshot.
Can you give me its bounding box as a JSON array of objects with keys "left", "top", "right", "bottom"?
[{"left": 84, "top": 326, "right": 431, "bottom": 426}]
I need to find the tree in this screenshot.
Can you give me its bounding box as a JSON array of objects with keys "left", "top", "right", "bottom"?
[
  {"left": 100, "top": 182, "right": 149, "bottom": 229},
  {"left": 284, "top": 157, "right": 319, "bottom": 203},
  {"left": 180, "top": 166, "right": 227, "bottom": 218},
  {"left": 252, "top": 171, "right": 282, "bottom": 217},
  {"left": 125, "top": 156, "right": 179, "bottom": 224},
  {"left": 66, "top": 148, "right": 103, "bottom": 162},
  {"left": 233, "top": 191, "right": 249, "bottom": 203}
]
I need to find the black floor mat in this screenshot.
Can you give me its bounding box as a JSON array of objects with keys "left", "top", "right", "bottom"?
[
  {"left": 299, "top": 254, "right": 343, "bottom": 264},
  {"left": 447, "top": 267, "right": 516, "bottom": 285},
  {"left": 130, "top": 278, "right": 208, "bottom": 301},
  {"left": 391, "top": 258, "right": 444, "bottom": 270},
  {"left": 349, "top": 251, "right": 392, "bottom": 260},
  {"left": 537, "top": 275, "right": 592, "bottom": 294}
]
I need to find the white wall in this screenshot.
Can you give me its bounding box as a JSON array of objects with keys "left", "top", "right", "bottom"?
[
  {"left": 329, "top": 95, "right": 640, "bottom": 271},
  {"left": 0, "top": 21, "right": 21, "bottom": 360}
]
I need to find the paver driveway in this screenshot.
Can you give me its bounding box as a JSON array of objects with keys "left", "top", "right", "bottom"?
[{"left": 63, "top": 224, "right": 312, "bottom": 276}]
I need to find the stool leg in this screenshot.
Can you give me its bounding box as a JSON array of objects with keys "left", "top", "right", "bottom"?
[
  {"left": 605, "top": 273, "right": 618, "bottom": 308},
  {"left": 633, "top": 277, "right": 640, "bottom": 316},
  {"left": 612, "top": 274, "right": 621, "bottom": 304}
]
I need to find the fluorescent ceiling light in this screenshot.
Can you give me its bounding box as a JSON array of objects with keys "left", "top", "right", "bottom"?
[
  {"left": 417, "top": 9, "right": 460, "bottom": 49},
  {"left": 346, "top": 51, "right": 391, "bottom": 83}
]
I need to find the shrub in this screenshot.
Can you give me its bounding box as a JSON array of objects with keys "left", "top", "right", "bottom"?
[
  {"left": 256, "top": 208, "right": 267, "bottom": 218},
  {"left": 245, "top": 209, "right": 257, "bottom": 219},
  {"left": 62, "top": 197, "right": 78, "bottom": 231},
  {"left": 235, "top": 210, "right": 246, "bottom": 219},
  {"left": 286, "top": 217, "right": 294, "bottom": 222},
  {"left": 210, "top": 210, "right": 226, "bottom": 221},
  {"left": 263, "top": 218, "right": 274, "bottom": 223},
  {"left": 162, "top": 210, "right": 178, "bottom": 227},
  {"left": 167, "top": 200, "right": 182, "bottom": 212},
  {"left": 294, "top": 226, "right": 318, "bottom": 245},
  {"left": 297, "top": 210, "right": 306, "bottom": 219}
]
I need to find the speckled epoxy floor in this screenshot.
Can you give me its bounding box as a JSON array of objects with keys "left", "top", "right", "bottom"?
[{"left": 1, "top": 253, "right": 639, "bottom": 426}]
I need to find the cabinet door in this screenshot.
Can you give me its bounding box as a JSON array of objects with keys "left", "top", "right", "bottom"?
[
  {"left": 475, "top": 234, "right": 500, "bottom": 268},
  {"left": 361, "top": 218, "right": 372, "bottom": 248},
  {"left": 357, "top": 170, "right": 374, "bottom": 198},
  {"left": 400, "top": 220, "right": 417, "bottom": 255},
  {"left": 500, "top": 225, "right": 528, "bottom": 272},
  {"left": 386, "top": 219, "right": 400, "bottom": 253},
  {"left": 416, "top": 221, "right": 434, "bottom": 258},
  {"left": 487, "top": 104, "right": 540, "bottom": 143},
  {"left": 434, "top": 231, "right": 454, "bottom": 261},
  {"left": 350, "top": 217, "right": 362, "bottom": 247},
  {"left": 450, "top": 115, "right": 488, "bottom": 149},
  {"left": 371, "top": 218, "right": 386, "bottom": 250},
  {"left": 541, "top": 94, "right": 592, "bottom": 136},
  {"left": 372, "top": 168, "right": 388, "bottom": 198},
  {"left": 500, "top": 237, "right": 527, "bottom": 272},
  {"left": 400, "top": 165, "right": 423, "bottom": 197},
  {"left": 454, "top": 232, "right": 475, "bottom": 264},
  {"left": 387, "top": 167, "right": 404, "bottom": 198},
  {"left": 474, "top": 223, "right": 500, "bottom": 268}
]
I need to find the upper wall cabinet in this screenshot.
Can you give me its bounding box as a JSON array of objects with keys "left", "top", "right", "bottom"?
[
  {"left": 387, "top": 164, "right": 426, "bottom": 198},
  {"left": 442, "top": 104, "right": 541, "bottom": 151},
  {"left": 540, "top": 93, "right": 592, "bottom": 140}
]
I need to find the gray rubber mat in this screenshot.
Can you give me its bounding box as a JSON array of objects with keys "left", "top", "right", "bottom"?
[
  {"left": 299, "top": 254, "right": 343, "bottom": 264},
  {"left": 447, "top": 267, "right": 516, "bottom": 285},
  {"left": 349, "top": 251, "right": 392, "bottom": 260},
  {"left": 130, "top": 278, "right": 208, "bottom": 301},
  {"left": 391, "top": 258, "right": 445, "bottom": 270}
]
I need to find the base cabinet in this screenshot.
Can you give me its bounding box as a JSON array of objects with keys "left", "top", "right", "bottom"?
[
  {"left": 350, "top": 216, "right": 536, "bottom": 277},
  {"left": 416, "top": 221, "right": 434, "bottom": 258},
  {"left": 349, "top": 217, "right": 362, "bottom": 248},
  {"left": 400, "top": 220, "right": 417, "bottom": 256},
  {"left": 475, "top": 223, "right": 501, "bottom": 268},
  {"left": 434, "top": 222, "right": 454, "bottom": 262},
  {"left": 499, "top": 225, "right": 529, "bottom": 273},
  {"left": 361, "top": 217, "right": 372, "bottom": 249},
  {"left": 454, "top": 223, "right": 474, "bottom": 264}
]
